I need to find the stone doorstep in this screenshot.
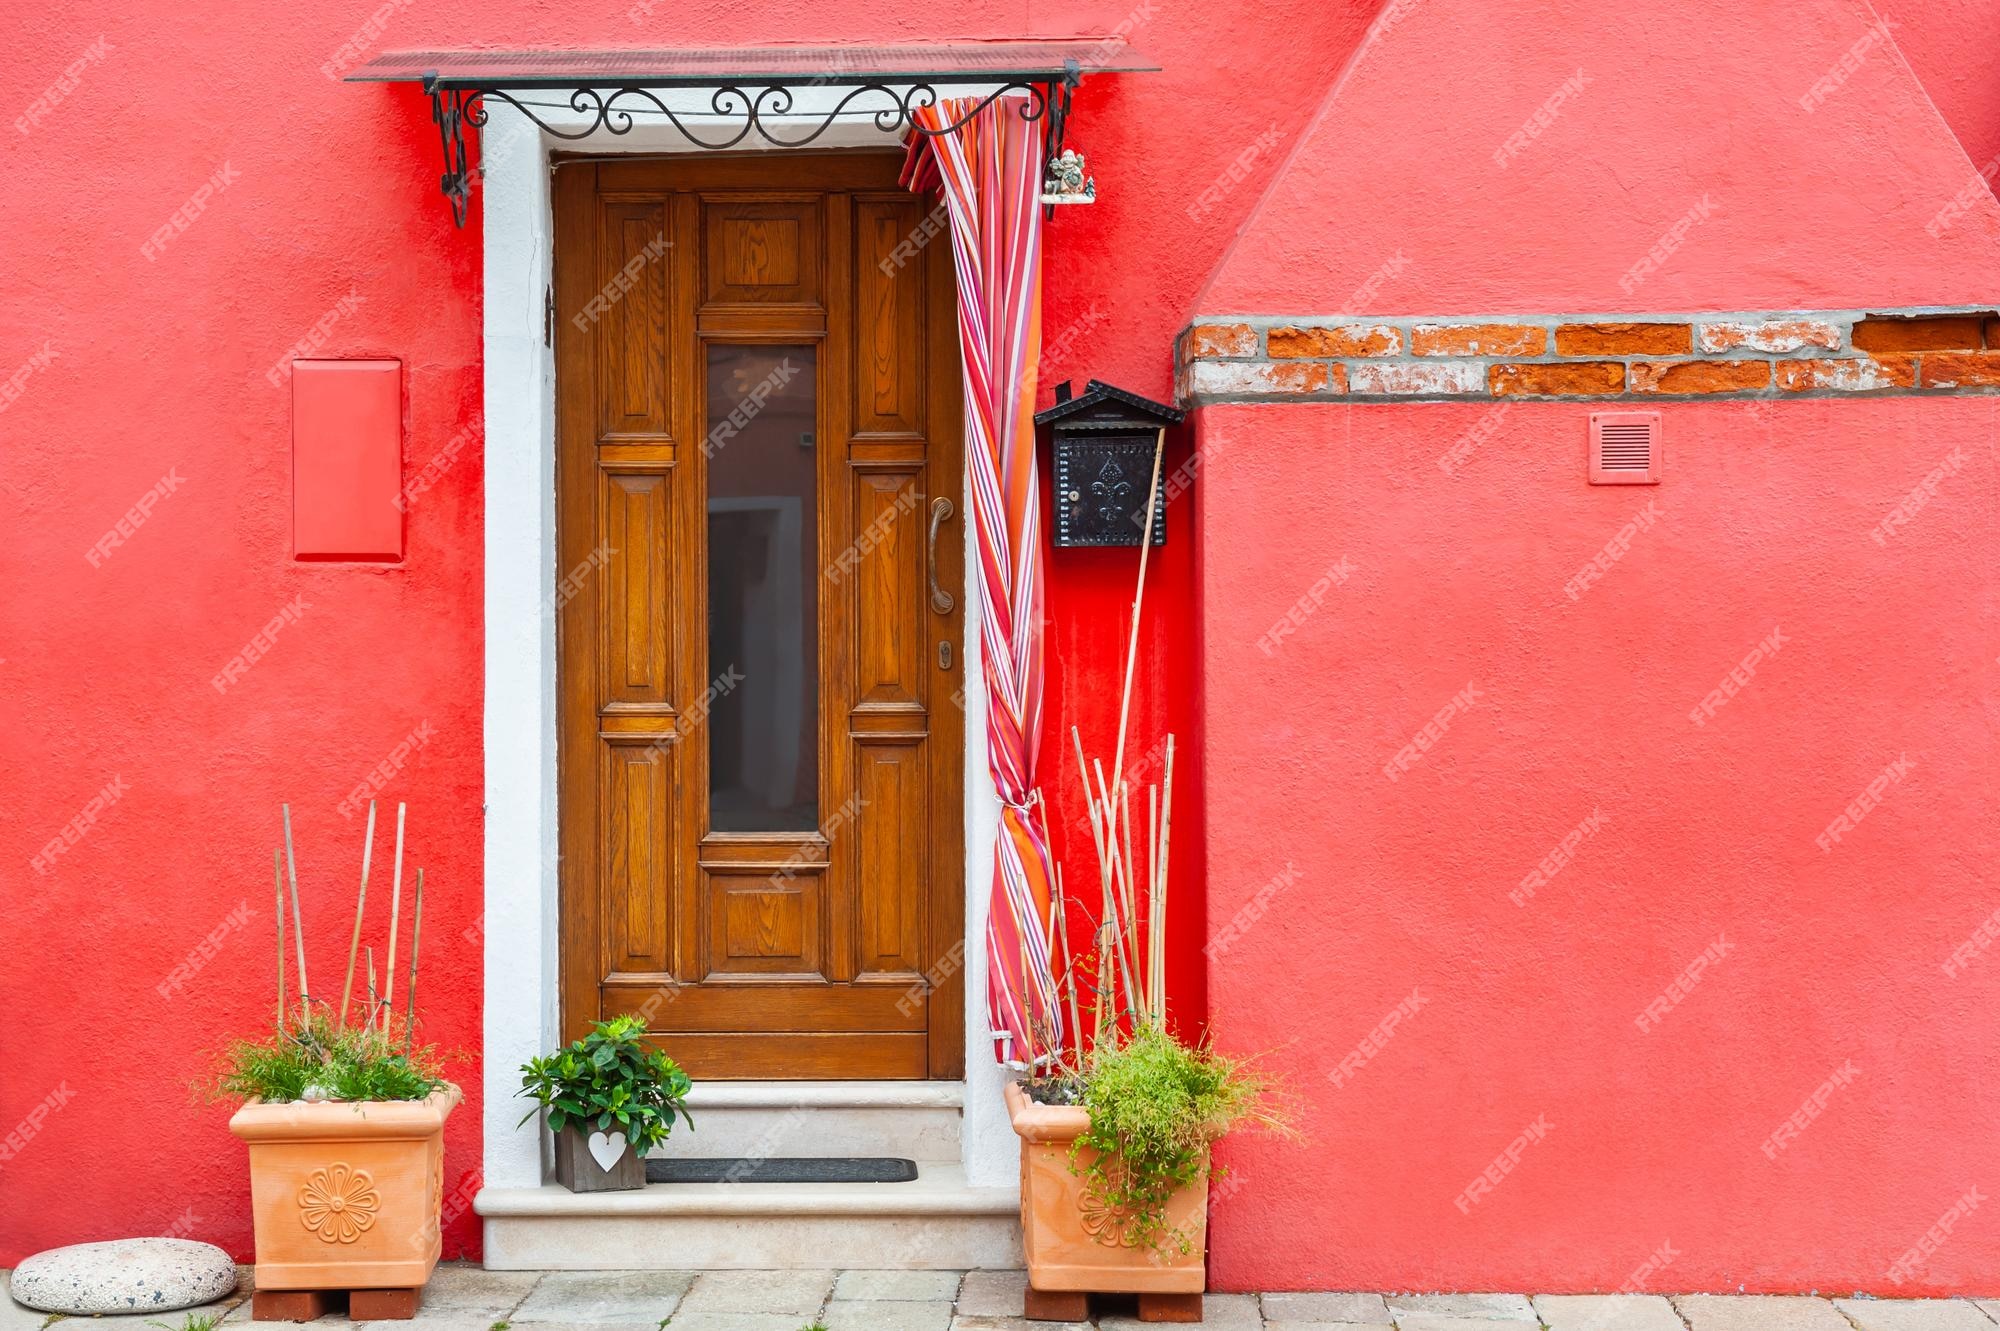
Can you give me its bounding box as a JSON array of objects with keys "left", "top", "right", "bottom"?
[
  {"left": 477, "top": 1160, "right": 1022, "bottom": 1271},
  {"left": 675, "top": 1080, "right": 967, "bottom": 1164}
]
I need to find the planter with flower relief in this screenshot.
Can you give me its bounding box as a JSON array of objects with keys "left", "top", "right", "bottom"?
[
  {"left": 229, "top": 1083, "right": 459, "bottom": 1302},
  {"left": 210, "top": 801, "right": 456, "bottom": 1322}
]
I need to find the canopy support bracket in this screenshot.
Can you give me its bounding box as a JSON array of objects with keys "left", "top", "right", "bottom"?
[{"left": 417, "top": 64, "right": 1083, "bottom": 228}]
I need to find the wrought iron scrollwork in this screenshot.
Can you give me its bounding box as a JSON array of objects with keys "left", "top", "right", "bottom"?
[{"left": 421, "top": 65, "right": 1079, "bottom": 227}]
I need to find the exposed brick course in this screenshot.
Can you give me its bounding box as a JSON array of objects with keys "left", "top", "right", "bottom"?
[
  {"left": 1491, "top": 361, "right": 1626, "bottom": 396},
  {"left": 1850, "top": 314, "right": 1987, "bottom": 353},
  {"left": 1187, "top": 359, "right": 1340, "bottom": 397},
  {"left": 1629, "top": 360, "right": 1772, "bottom": 394},
  {"left": 1175, "top": 308, "right": 2000, "bottom": 403},
  {"left": 1268, "top": 323, "right": 1402, "bottom": 358},
  {"left": 1410, "top": 323, "right": 1548, "bottom": 357},
  {"left": 1349, "top": 361, "right": 1486, "bottom": 395},
  {"left": 1775, "top": 357, "right": 1917, "bottom": 392},
  {"left": 1554, "top": 322, "right": 1691, "bottom": 356},
  {"left": 1697, "top": 318, "right": 1841, "bottom": 354},
  {"left": 1919, "top": 351, "right": 2000, "bottom": 388},
  {"left": 1186, "top": 323, "right": 1259, "bottom": 358}
]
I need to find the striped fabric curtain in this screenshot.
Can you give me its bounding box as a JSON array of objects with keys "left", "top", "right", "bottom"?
[{"left": 901, "top": 97, "right": 1061, "bottom": 1067}]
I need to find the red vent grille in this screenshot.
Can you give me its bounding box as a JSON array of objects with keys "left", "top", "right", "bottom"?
[{"left": 1589, "top": 412, "right": 1660, "bottom": 484}]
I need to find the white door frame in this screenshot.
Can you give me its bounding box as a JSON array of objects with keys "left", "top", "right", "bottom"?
[{"left": 477, "top": 93, "right": 1014, "bottom": 1198}]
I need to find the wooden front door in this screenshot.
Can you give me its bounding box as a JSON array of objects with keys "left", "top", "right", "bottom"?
[{"left": 554, "top": 153, "right": 965, "bottom": 1079}]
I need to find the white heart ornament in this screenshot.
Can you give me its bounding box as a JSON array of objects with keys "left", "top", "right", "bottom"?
[{"left": 586, "top": 1129, "right": 629, "bottom": 1172}]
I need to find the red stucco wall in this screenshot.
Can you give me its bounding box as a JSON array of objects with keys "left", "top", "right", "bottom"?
[
  {"left": 4, "top": 0, "right": 2000, "bottom": 1290},
  {"left": 0, "top": 0, "right": 1372, "bottom": 1267},
  {"left": 1193, "top": 0, "right": 2000, "bottom": 1296},
  {"left": 1199, "top": 396, "right": 2000, "bottom": 1293}
]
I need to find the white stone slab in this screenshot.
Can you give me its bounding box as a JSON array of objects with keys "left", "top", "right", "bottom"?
[
  {"left": 1834, "top": 1297, "right": 1999, "bottom": 1331},
  {"left": 823, "top": 1299, "right": 954, "bottom": 1331},
  {"left": 1262, "top": 1291, "right": 1393, "bottom": 1322},
  {"left": 834, "top": 1269, "right": 966, "bottom": 1301},
  {"left": 1387, "top": 1292, "right": 1539, "bottom": 1320},
  {"left": 1534, "top": 1292, "right": 1687, "bottom": 1330},
  {"left": 9, "top": 1238, "right": 237, "bottom": 1316},
  {"left": 506, "top": 1269, "right": 695, "bottom": 1323},
  {"left": 1673, "top": 1294, "right": 1855, "bottom": 1330}
]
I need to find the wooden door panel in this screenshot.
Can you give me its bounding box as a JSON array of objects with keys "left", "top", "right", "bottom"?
[
  {"left": 851, "top": 471, "right": 925, "bottom": 710},
  {"left": 852, "top": 198, "right": 927, "bottom": 436},
  {"left": 706, "top": 871, "right": 821, "bottom": 977},
  {"left": 557, "top": 153, "right": 963, "bottom": 1080},
  {"left": 855, "top": 742, "right": 926, "bottom": 977},
  {"left": 600, "top": 982, "right": 926, "bottom": 1030},
  {"left": 598, "top": 468, "right": 675, "bottom": 709},
  {"left": 595, "top": 203, "right": 672, "bottom": 438},
  {"left": 703, "top": 199, "right": 820, "bottom": 307},
  {"left": 603, "top": 741, "right": 674, "bottom": 974}
]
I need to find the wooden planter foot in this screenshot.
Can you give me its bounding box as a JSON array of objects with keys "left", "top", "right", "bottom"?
[
  {"left": 1023, "top": 1286, "right": 1090, "bottom": 1321},
  {"left": 351, "top": 1288, "right": 422, "bottom": 1320},
  {"left": 253, "top": 1287, "right": 421, "bottom": 1322},
  {"left": 1136, "top": 1291, "right": 1205, "bottom": 1322},
  {"left": 251, "top": 1290, "right": 331, "bottom": 1323}
]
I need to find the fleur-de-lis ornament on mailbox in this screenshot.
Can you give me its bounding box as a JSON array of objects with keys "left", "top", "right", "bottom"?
[{"left": 1037, "top": 380, "right": 1186, "bottom": 548}]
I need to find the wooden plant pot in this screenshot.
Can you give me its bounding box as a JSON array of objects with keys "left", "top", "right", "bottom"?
[
  {"left": 1005, "top": 1081, "right": 1207, "bottom": 1308},
  {"left": 552, "top": 1121, "right": 647, "bottom": 1192},
  {"left": 228, "top": 1085, "right": 460, "bottom": 1296}
]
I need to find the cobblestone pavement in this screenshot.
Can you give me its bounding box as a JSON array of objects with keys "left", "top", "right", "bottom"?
[{"left": 8, "top": 1266, "right": 2000, "bottom": 1331}]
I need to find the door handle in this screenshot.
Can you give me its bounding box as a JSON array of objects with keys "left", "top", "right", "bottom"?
[{"left": 927, "top": 497, "right": 956, "bottom": 614}]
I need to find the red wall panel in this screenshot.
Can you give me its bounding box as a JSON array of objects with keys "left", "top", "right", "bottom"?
[{"left": 292, "top": 359, "right": 403, "bottom": 560}]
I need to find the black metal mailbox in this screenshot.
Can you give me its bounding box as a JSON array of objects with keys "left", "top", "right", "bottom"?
[{"left": 1036, "top": 379, "right": 1186, "bottom": 548}]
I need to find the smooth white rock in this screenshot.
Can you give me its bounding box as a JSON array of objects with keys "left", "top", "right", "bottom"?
[{"left": 9, "top": 1237, "right": 237, "bottom": 1314}]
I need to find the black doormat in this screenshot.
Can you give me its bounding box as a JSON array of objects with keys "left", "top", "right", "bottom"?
[{"left": 645, "top": 1156, "right": 919, "bottom": 1184}]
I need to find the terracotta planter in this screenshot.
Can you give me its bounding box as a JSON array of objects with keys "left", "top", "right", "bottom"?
[
  {"left": 228, "top": 1084, "right": 460, "bottom": 1294},
  {"left": 1005, "top": 1081, "right": 1207, "bottom": 1296}
]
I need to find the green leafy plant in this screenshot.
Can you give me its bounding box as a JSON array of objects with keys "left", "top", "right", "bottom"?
[
  {"left": 517, "top": 1016, "right": 693, "bottom": 1153},
  {"left": 1070, "top": 1024, "right": 1280, "bottom": 1256},
  {"left": 205, "top": 1004, "right": 447, "bottom": 1104}
]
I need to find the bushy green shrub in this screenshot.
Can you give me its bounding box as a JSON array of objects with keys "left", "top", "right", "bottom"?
[
  {"left": 206, "top": 1006, "right": 447, "bottom": 1104},
  {"left": 1072, "top": 1025, "right": 1276, "bottom": 1255},
  {"left": 517, "top": 1016, "right": 692, "bottom": 1153}
]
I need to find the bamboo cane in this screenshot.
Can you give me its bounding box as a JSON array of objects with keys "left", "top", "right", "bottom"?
[
  {"left": 337, "top": 801, "right": 377, "bottom": 1034},
  {"left": 366, "top": 947, "right": 378, "bottom": 1036},
  {"left": 403, "top": 869, "right": 424, "bottom": 1057},
  {"left": 274, "top": 847, "right": 286, "bottom": 1037},
  {"left": 1107, "top": 427, "right": 1167, "bottom": 800},
  {"left": 1053, "top": 864, "right": 1084, "bottom": 1070},
  {"left": 1152, "top": 783, "right": 1168, "bottom": 1019},
  {"left": 1154, "top": 738, "right": 1176, "bottom": 1019},
  {"left": 1017, "top": 923, "right": 1036, "bottom": 1071},
  {"left": 281, "top": 805, "right": 310, "bottom": 1005},
  {"left": 1090, "top": 759, "right": 1141, "bottom": 1025},
  {"left": 1074, "top": 728, "right": 1119, "bottom": 1051},
  {"left": 384, "top": 803, "right": 406, "bottom": 1023},
  {"left": 1117, "top": 782, "right": 1142, "bottom": 1025}
]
